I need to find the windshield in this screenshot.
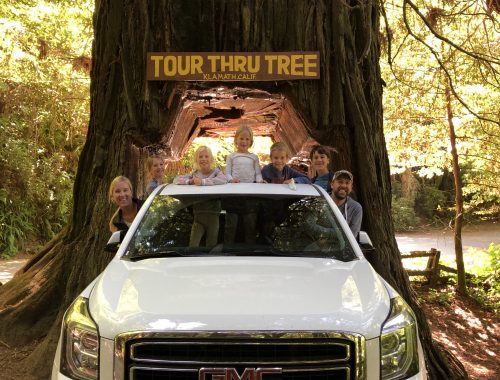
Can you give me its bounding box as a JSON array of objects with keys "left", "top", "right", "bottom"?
[{"left": 123, "top": 193, "right": 357, "bottom": 261}]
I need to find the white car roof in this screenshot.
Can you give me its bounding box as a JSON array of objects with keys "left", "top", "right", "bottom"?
[{"left": 159, "top": 183, "right": 323, "bottom": 197}]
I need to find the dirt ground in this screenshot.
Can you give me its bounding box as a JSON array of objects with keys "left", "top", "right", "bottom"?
[
  {"left": 0, "top": 285, "right": 498, "bottom": 379},
  {"left": 0, "top": 340, "right": 40, "bottom": 380},
  {"left": 417, "top": 286, "right": 499, "bottom": 379}
]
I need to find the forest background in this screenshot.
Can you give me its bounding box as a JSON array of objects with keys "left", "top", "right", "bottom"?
[{"left": 0, "top": 1, "right": 498, "bottom": 302}]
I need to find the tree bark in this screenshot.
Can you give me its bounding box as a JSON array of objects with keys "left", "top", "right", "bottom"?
[
  {"left": 446, "top": 85, "right": 467, "bottom": 295},
  {"left": 0, "top": 1, "right": 467, "bottom": 379}
]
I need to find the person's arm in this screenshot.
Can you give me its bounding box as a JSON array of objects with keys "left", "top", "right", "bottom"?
[
  {"left": 109, "top": 209, "right": 119, "bottom": 233},
  {"left": 225, "top": 154, "right": 234, "bottom": 182},
  {"left": 253, "top": 154, "right": 263, "bottom": 183},
  {"left": 109, "top": 208, "right": 129, "bottom": 233},
  {"left": 144, "top": 179, "right": 157, "bottom": 197},
  {"left": 348, "top": 200, "right": 363, "bottom": 239},
  {"left": 173, "top": 173, "right": 193, "bottom": 185},
  {"left": 304, "top": 211, "right": 333, "bottom": 239},
  {"left": 261, "top": 164, "right": 273, "bottom": 183},
  {"left": 327, "top": 172, "right": 334, "bottom": 193},
  {"left": 286, "top": 166, "right": 311, "bottom": 184},
  {"left": 202, "top": 167, "right": 228, "bottom": 185}
]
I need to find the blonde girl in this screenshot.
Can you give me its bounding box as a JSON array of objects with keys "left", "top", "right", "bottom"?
[
  {"left": 225, "top": 125, "right": 263, "bottom": 183},
  {"left": 173, "top": 146, "right": 227, "bottom": 246},
  {"left": 224, "top": 125, "right": 262, "bottom": 243},
  {"left": 144, "top": 155, "right": 166, "bottom": 197},
  {"left": 173, "top": 146, "right": 227, "bottom": 186}
]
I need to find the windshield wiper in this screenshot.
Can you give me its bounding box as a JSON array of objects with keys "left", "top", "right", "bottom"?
[
  {"left": 251, "top": 248, "right": 294, "bottom": 256},
  {"left": 207, "top": 244, "right": 297, "bottom": 257},
  {"left": 128, "top": 250, "right": 188, "bottom": 261}
]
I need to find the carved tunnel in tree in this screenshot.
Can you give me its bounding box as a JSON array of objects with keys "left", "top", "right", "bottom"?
[{"left": 155, "top": 84, "right": 316, "bottom": 160}]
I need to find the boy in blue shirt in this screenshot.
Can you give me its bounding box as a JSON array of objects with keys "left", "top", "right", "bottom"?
[
  {"left": 261, "top": 142, "right": 310, "bottom": 184},
  {"left": 259, "top": 142, "right": 310, "bottom": 243}
]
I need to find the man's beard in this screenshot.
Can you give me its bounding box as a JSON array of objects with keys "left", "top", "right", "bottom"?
[{"left": 333, "top": 190, "right": 347, "bottom": 200}]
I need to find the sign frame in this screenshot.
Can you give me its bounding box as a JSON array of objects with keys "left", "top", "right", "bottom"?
[{"left": 146, "top": 52, "right": 320, "bottom": 81}]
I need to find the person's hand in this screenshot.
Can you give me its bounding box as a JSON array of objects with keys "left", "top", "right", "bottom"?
[
  {"left": 192, "top": 176, "right": 202, "bottom": 186},
  {"left": 307, "top": 165, "right": 316, "bottom": 178},
  {"left": 283, "top": 179, "right": 292, "bottom": 184},
  {"left": 230, "top": 178, "right": 240, "bottom": 183}
]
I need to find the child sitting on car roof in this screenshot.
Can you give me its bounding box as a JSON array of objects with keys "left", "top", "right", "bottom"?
[
  {"left": 223, "top": 125, "right": 263, "bottom": 244},
  {"left": 173, "top": 146, "right": 227, "bottom": 247},
  {"left": 261, "top": 142, "right": 310, "bottom": 184},
  {"left": 144, "top": 155, "right": 166, "bottom": 198}
]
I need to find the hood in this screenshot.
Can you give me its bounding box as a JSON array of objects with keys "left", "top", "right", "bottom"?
[{"left": 89, "top": 256, "right": 390, "bottom": 340}]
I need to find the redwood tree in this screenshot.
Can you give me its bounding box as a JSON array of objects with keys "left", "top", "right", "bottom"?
[{"left": 0, "top": 1, "right": 467, "bottom": 379}]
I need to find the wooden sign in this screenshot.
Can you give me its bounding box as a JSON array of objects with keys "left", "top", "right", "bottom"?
[{"left": 146, "top": 52, "right": 320, "bottom": 81}]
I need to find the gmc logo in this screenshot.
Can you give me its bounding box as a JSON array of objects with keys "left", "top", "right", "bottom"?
[{"left": 199, "top": 368, "right": 282, "bottom": 380}]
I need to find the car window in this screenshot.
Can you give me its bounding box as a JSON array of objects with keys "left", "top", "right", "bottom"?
[{"left": 123, "top": 194, "right": 357, "bottom": 262}]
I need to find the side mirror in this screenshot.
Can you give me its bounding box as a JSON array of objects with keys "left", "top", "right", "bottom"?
[
  {"left": 105, "top": 230, "right": 126, "bottom": 253},
  {"left": 358, "top": 231, "right": 376, "bottom": 256},
  {"left": 358, "top": 231, "right": 373, "bottom": 247}
]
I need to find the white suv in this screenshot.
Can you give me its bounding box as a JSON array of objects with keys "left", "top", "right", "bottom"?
[{"left": 52, "top": 183, "right": 427, "bottom": 380}]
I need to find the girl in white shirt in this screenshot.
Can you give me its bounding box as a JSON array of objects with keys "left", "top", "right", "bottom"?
[
  {"left": 225, "top": 125, "right": 263, "bottom": 183},
  {"left": 224, "top": 125, "right": 262, "bottom": 243}
]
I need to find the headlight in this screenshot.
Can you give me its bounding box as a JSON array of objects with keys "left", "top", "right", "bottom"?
[
  {"left": 60, "top": 296, "right": 99, "bottom": 380},
  {"left": 380, "top": 296, "right": 419, "bottom": 380}
]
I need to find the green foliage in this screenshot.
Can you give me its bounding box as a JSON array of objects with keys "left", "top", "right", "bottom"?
[
  {"left": 0, "top": 0, "right": 92, "bottom": 255},
  {"left": 0, "top": 118, "right": 33, "bottom": 257},
  {"left": 437, "top": 245, "right": 500, "bottom": 312},
  {"left": 468, "top": 278, "right": 499, "bottom": 313},
  {"left": 485, "top": 243, "right": 500, "bottom": 277},
  {"left": 474, "top": 244, "right": 500, "bottom": 311},
  {"left": 391, "top": 195, "right": 420, "bottom": 231},
  {"left": 415, "top": 184, "right": 449, "bottom": 220},
  {"left": 426, "top": 288, "right": 453, "bottom": 308},
  {"left": 381, "top": 1, "right": 500, "bottom": 218},
  {"left": 0, "top": 188, "right": 33, "bottom": 258},
  {"left": 0, "top": 117, "right": 76, "bottom": 256},
  {"left": 30, "top": 153, "right": 75, "bottom": 240}
]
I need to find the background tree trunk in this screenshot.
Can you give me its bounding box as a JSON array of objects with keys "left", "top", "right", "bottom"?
[
  {"left": 446, "top": 85, "right": 467, "bottom": 295},
  {"left": 0, "top": 1, "right": 467, "bottom": 378}
]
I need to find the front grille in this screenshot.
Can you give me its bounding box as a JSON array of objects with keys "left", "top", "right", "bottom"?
[
  {"left": 130, "top": 367, "right": 350, "bottom": 379},
  {"left": 115, "top": 332, "right": 364, "bottom": 380}
]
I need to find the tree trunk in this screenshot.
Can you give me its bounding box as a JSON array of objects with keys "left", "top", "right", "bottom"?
[
  {"left": 446, "top": 85, "right": 467, "bottom": 294},
  {"left": 0, "top": 1, "right": 467, "bottom": 379}
]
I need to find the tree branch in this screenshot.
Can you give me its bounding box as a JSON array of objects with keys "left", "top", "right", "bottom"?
[
  {"left": 380, "top": 0, "right": 393, "bottom": 66},
  {"left": 404, "top": 0, "right": 500, "bottom": 65},
  {"left": 402, "top": 1, "right": 500, "bottom": 126}
]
